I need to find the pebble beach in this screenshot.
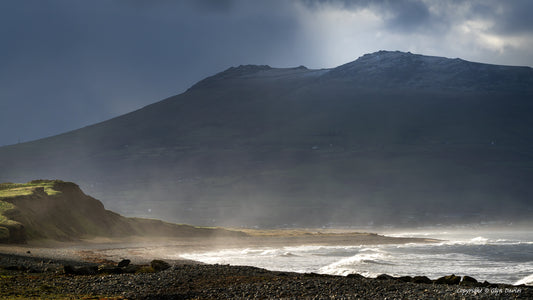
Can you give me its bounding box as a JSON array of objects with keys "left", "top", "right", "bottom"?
[{"left": 0, "top": 234, "right": 531, "bottom": 299}]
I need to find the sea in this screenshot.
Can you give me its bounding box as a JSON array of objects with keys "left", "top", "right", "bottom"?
[{"left": 179, "top": 229, "right": 533, "bottom": 286}]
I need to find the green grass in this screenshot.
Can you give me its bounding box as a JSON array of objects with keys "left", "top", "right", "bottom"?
[
  {"left": 0, "top": 180, "right": 63, "bottom": 227},
  {"left": 0, "top": 180, "right": 63, "bottom": 198},
  {"left": 0, "top": 201, "right": 15, "bottom": 224},
  {"left": 0, "top": 187, "right": 35, "bottom": 198}
]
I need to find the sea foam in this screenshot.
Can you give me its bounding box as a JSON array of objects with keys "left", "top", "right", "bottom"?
[
  {"left": 515, "top": 274, "right": 533, "bottom": 286},
  {"left": 179, "top": 230, "right": 533, "bottom": 285}
]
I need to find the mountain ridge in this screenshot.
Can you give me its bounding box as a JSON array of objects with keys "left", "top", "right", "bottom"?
[
  {"left": 191, "top": 50, "right": 533, "bottom": 92},
  {"left": 1, "top": 51, "right": 532, "bottom": 227},
  {"left": 4, "top": 50, "right": 531, "bottom": 148},
  {"left": 325, "top": 50, "right": 533, "bottom": 91}
]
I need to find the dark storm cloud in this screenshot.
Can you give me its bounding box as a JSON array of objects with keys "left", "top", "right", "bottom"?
[
  {"left": 301, "top": 0, "right": 433, "bottom": 32},
  {"left": 0, "top": 0, "right": 304, "bottom": 146},
  {"left": 302, "top": 0, "right": 533, "bottom": 35},
  {"left": 467, "top": 0, "right": 533, "bottom": 35},
  {"left": 377, "top": 0, "right": 431, "bottom": 32}
]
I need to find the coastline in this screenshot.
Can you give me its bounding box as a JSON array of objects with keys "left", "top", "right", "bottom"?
[
  {"left": 0, "top": 232, "right": 531, "bottom": 299},
  {"left": 0, "top": 230, "right": 439, "bottom": 264}
]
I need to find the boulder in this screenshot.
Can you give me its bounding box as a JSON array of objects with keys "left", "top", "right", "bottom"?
[
  {"left": 64, "top": 265, "right": 98, "bottom": 275},
  {"left": 123, "top": 265, "right": 141, "bottom": 274},
  {"left": 150, "top": 260, "right": 170, "bottom": 272},
  {"left": 435, "top": 274, "right": 461, "bottom": 285},
  {"left": 397, "top": 276, "right": 413, "bottom": 282},
  {"left": 376, "top": 274, "right": 395, "bottom": 280},
  {"left": 347, "top": 273, "right": 365, "bottom": 280},
  {"left": 481, "top": 280, "right": 492, "bottom": 287},
  {"left": 304, "top": 272, "right": 329, "bottom": 278},
  {"left": 460, "top": 275, "right": 478, "bottom": 286},
  {"left": 118, "top": 259, "right": 131, "bottom": 268},
  {"left": 4, "top": 265, "right": 28, "bottom": 271},
  {"left": 412, "top": 276, "right": 433, "bottom": 284}
]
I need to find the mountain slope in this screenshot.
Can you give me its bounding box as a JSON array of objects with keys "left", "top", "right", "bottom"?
[{"left": 1, "top": 51, "right": 532, "bottom": 227}]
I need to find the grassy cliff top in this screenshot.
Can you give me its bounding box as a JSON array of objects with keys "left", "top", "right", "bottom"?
[
  {"left": 0, "top": 180, "right": 63, "bottom": 198},
  {"left": 0, "top": 180, "right": 63, "bottom": 226},
  {"left": 0, "top": 179, "right": 247, "bottom": 243}
]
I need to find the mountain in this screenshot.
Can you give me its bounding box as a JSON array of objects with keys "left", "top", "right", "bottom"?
[
  {"left": 324, "top": 50, "right": 533, "bottom": 91},
  {"left": 0, "top": 180, "right": 242, "bottom": 243},
  {"left": 1, "top": 51, "right": 532, "bottom": 227}
]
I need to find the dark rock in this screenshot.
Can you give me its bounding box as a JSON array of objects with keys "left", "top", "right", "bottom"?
[
  {"left": 462, "top": 275, "right": 477, "bottom": 283},
  {"left": 4, "top": 265, "right": 28, "bottom": 271},
  {"left": 397, "top": 276, "right": 413, "bottom": 282},
  {"left": 376, "top": 274, "right": 394, "bottom": 280},
  {"left": 63, "top": 265, "right": 74, "bottom": 274},
  {"left": 435, "top": 274, "right": 461, "bottom": 285},
  {"left": 123, "top": 265, "right": 141, "bottom": 273},
  {"left": 150, "top": 260, "right": 170, "bottom": 272},
  {"left": 481, "top": 280, "right": 491, "bottom": 287},
  {"left": 64, "top": 265, "right": 98, "bottom": 275},
  {"left": 412, "top": 276, "right": 432, "bottom": 284},
  {"left": 347, "top": 273, "right": 365, "bottom": 280},
  {"left": 117, "top": 259, "right": 131, "bottom": 268},
  {"left": 304, "top": 272, "right": 328, "bottom": 278},
  {"left": 460, "top": 275, "right": 478, "bottom": 286}
]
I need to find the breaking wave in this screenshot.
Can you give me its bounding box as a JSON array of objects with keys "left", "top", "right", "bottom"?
[
  {"left": 515, "top": 274, "right": 533, "bottom": 286},
  {"left": 179, "top": 230, "right": 533, "bottom": 285}
]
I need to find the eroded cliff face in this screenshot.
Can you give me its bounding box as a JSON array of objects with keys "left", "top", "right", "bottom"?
[
  {"left": 0, "top": 181, "right": 129, "bottom": 242},
  {"left": 0, "top": 220, "right": 25, "bottom": 243},
  {"left": 0, "top": 180, "right": 243, "bottom": 243}
]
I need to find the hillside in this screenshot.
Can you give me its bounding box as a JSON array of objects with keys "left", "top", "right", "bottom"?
[
  {"left": 0, "top": 51, "right": 532, "bottom": 227},
  {"left": 0, "top": 180, "right": 242, "bottom": 243}
]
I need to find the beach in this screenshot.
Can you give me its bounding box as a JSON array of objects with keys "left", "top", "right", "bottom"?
[{"left": 0, "top": 231, "right": 531, "bottom": 299}]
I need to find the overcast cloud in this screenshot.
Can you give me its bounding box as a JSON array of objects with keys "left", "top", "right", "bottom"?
[{"left": 1, "top": 0, "right": 532, "bottom": 146}]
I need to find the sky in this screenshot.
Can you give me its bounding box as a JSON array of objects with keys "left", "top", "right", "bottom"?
[{"left": 1, "top": 0, "right": 533, "bottom": 146}]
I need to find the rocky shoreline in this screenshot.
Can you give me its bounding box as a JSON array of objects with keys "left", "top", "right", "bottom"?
[{"left": 0, "top": 252, "right": 531, "bottom": 299}]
